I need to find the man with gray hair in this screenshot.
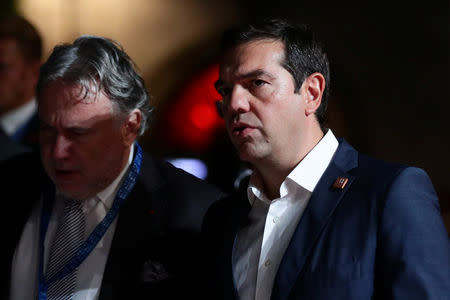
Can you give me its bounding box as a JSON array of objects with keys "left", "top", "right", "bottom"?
[{"left": 2, "top": 35, "right": 223, "bottom": 299}]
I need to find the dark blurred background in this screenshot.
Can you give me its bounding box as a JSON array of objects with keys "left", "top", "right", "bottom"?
[{"left": 2, "top": 0, "right": 448, "bottom": 230}]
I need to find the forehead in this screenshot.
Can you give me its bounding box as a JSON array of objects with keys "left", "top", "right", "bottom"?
[
  {"left": 219, "top": 39, "right": 285, "bottom": 78},
  {"left": 0, "top": 38, "right": 22, "bottom": 59},
  {"left": 38, "top": 82, "right": 114, "bottom": 121}
]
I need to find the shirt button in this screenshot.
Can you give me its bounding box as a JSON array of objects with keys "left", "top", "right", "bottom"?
[
  {"left": 264, "top": 259, "right": 271, "bottom": 267},
  {"left": 273, "top": 216, "right": 280, "bottom": 223}
]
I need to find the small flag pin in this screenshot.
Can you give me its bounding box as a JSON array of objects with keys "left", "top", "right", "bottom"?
[{"left": 333, "top": 177, "right": 348, "bottom": 189}]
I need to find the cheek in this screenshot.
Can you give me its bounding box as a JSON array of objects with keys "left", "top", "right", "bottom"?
[
  {"left": 86, "top": 132, "right": 121, "bottom": 161},
  {"left": 224, "top": 117, "right": 233, "bottom": 132},
  {"left": 259, "top": 104, "right": 292, "bottom": 137},
  {"left": 4, "top": 69, "right": 23, "bottom": 84}
]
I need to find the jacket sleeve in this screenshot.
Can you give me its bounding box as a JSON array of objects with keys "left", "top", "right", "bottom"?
[{"left": 375, "top": 167, "right": 450, "bottom": 300}]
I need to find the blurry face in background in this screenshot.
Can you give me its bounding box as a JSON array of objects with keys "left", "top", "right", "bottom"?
[
  {"left": 39, "top": 82, "right": 130, "bottom": 200},
  {"left": 0, "top": 38, "right": 39, "bottom": 115}
]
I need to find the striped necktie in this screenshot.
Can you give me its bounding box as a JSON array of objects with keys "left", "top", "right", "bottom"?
[{"left": 46, "top": 199, "right": 85, "bottom": 299}]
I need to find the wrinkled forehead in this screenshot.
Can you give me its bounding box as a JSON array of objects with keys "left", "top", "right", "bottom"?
[
  {"left": 39, "top": 80, "right": 104, "bottom": 105},
  {"left": 219, "top": 39, "right": 286, "bottom": 78},
  {"left": 38, "top": 81, "right": 115, "bottom": 115},
  {"left": 0, "top": 37, "right": 22, "bottom": 58},
  {"left": 37, "top": 82, "right": 118, "bottom": 132}
]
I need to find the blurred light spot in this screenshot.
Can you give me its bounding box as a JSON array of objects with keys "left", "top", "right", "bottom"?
[
  {"left": 167, "top": 157, "right": 208, "bottom": 180},
  {"left": 161, "top": 64, "right": 224, "bottom": 151},
  {"left": 190, "top": 103, "right": 218, "bottom": 131},
  {"left": 234, "top": 168, "right": 253, "bottom": 191}
]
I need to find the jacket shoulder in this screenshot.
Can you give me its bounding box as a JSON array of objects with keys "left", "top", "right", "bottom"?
[
  {"left": 350, "top": 152, "right": 409, "bottom": 189},
  {"left": 154, "top": 155, "right": 224, "bottom": 196},
  {"left": 139, "top": 153, "right": 226, "bottom": 231}
]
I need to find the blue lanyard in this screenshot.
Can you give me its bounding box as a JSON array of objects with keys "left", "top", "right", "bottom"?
[{"left": 37, "top": 143, "right": 143, "bottom": 300}]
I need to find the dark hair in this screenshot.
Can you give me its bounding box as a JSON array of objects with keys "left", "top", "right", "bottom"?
[
  {"left": 36, "top": 35, "right": 153, "bottom": 136},
  {"left": 220, "top": 19, "right": 330, "bottom": 130},
  {"left": 0, "top": 14, "right": 42, "bottom": 62}
]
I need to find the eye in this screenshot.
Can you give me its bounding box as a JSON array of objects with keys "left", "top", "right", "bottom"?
[
  {"left": 71, "top": 128, "right": 89, "bottom": 136},
  {"left": 39, "top": 122, "right": 53, "bottom": 133},
  {"left": 217, "top": 86, "right": 231, "bottom": 98},
  {"left": 252, "top": 79, "right": 266, "bottom": 87}
]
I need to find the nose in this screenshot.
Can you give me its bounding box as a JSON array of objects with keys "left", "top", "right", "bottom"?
[
  {"left": 53, "top": 134, "right": 71, "bottom": 160},
  {"left": 225, "top": 85, "right": 251, "bottom": 116}
]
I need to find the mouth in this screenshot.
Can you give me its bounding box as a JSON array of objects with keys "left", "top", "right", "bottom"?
[
  {"left": 230, "top": 122, "right": 255, "bottom": 137},
  {"left": 54, "top": 169, "right": 79, "bottom": 181}
]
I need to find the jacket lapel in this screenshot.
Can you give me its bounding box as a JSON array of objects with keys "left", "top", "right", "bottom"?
[
  {"left": 271, "top": 140, "right": 358, "bottom": 300},
  {"left": 99, "top": 153, "right": 168, "bottom": 299},
  {"left": 228, "top": 183, "right": 252, "bottom": 299}
]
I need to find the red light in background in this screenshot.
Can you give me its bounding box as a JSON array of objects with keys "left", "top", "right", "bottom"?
[
  {"left": 190, "top": 103, "right": 218, "bottom": 131},
  {"left": 159, "top": 63, "right": 224, "bottom": 152}
]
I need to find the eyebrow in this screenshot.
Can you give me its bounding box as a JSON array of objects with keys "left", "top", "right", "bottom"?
[
  {"left": 38, "top": 118, "right": 52, "bottom": 128},
  {"left": 215, "top": 69, "right": 276, "bottom": 89},
  {"left": 39, "top": 118, "right": 90, "bottom": 132}
]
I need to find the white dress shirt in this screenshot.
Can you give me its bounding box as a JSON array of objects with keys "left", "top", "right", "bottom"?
[
  {"left": 233, "top": 130, "right": 339, "bottom": 300},
  {"left": 0, "top": 98, "right": 36, "bottom": 136},
  {"left": 10, "top": 146, "right": 134, "bottom": 300}
]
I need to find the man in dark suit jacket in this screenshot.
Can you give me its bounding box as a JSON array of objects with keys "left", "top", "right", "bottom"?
[
  {"left": 1, "top": 35, "right": 223, "bottom": 300},
  {"left": 204, "top": 19, "right": 450, "bottom": 299},
  {"left": 0, "top": 14, "right": 41, "bottom": 160}
]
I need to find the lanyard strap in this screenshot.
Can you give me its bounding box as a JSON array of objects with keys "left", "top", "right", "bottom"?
[{"left": 37, "top": 142, "right": 143, "bottom": 299}]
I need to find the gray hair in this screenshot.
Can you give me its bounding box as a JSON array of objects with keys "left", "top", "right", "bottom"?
[{"left": 36, "top": 35, "right": 152, "bottom": 136}]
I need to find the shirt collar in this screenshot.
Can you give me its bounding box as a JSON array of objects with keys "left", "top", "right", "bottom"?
[
  {"left": 248, "top": 130, "right": 338, "bottom": 203},
  {"left": 0, "top": 98, "right": 37, "bottom": 135},
  {"left": 286, "top": 129, "right": 338, "bottom": 193},
  {"left": 96, "top": 144, "right": 135, "bottom": 209}
]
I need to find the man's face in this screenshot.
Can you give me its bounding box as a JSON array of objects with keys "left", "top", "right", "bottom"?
[
  {"left": 39, "top": 82, "right": 130, "bottom": 200},
  {"left": 0, "top": 38, "right": 38, "bottom": 115},
  {"left": 216, "top": 39, "right": 307, "bottom": 166}
]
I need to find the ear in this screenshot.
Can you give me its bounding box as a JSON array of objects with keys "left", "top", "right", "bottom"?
[
  {"left": 303, "top": 72, "right": 325, "bottom": 116},
  {"left": 121, "top": 109, "right": 142, "bottom": 146}
]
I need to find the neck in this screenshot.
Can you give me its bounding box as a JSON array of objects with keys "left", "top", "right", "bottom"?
[
  {"left": 118, "top": 144, "right": 134, "bottom": 178},
  {"left": 254, "top": 126, "right": 324, "bottom": 200},
  {"left": 252, "top": 168, "right": 287, "bottom": 200}
]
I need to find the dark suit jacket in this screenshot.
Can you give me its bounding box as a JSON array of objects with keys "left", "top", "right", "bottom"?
[
  {"left": 0, "top": 112, "right": 39, "bottom": 162},
  {"left": 1, "top": 151, "right": 224, "bottom": 299},
  {"left": 0, "top": 134, "right": 31, "bottom": 162},
  {"left": 13, "top": 112, "right": 40, "bottom": 148},
  {"left": 203, "top": 139, "right": 450, "bottom": 300}
]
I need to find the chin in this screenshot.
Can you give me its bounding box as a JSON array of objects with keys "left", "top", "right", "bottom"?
[
  {"left": 237, "top": 144, "right": 265, "bottom": 162},
  {"left": 56, "top": 185, "right": 90, "bottom": 201},
  {"left": 238, "top": 150, "right": 261, "bottom": 165}
]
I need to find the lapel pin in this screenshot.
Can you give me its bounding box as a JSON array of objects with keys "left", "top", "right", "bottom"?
[{"left": 333, "top": 177, "right": 348, "bottom": 189}]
